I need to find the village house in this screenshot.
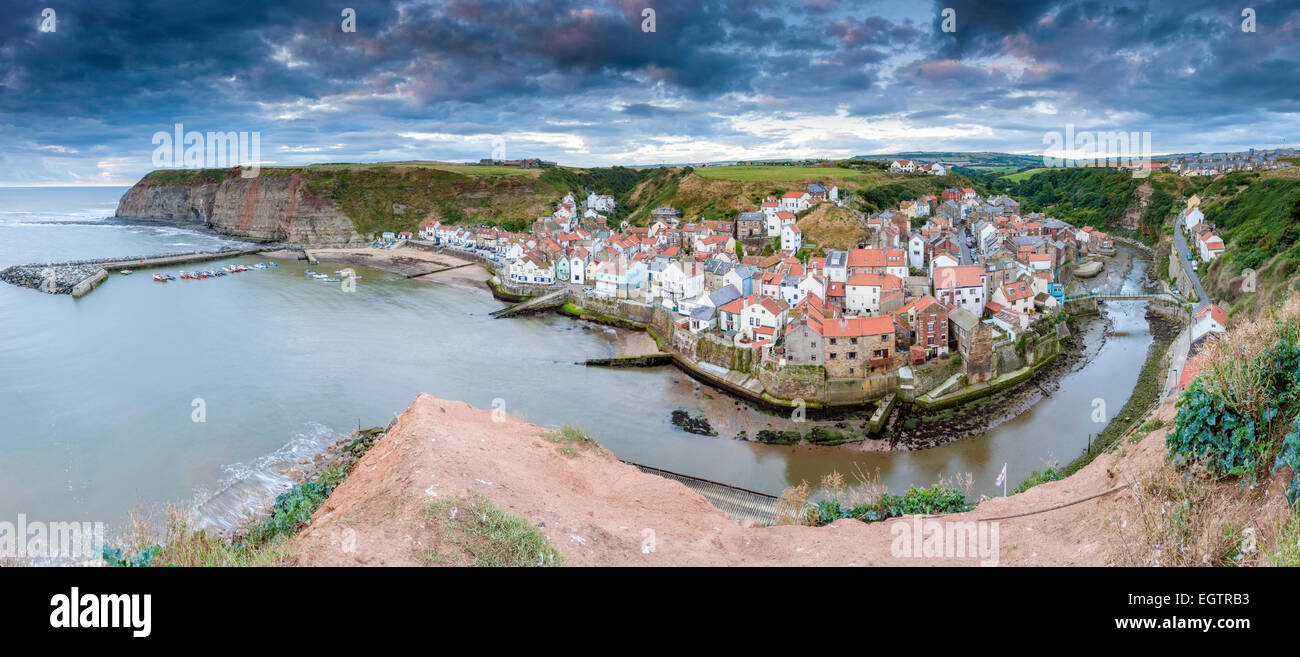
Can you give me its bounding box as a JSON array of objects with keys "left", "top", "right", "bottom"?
[
  {"left": 738, "top": 295, "right": 790, "bottom": 342},
  {"left": 781, "top": 224, "right": 803, "bottom": 252},
  {"left": 1191, "top": 303, "right": 1227, "bottom": 343},
  {"left": 822, "top": 315, "right": 896, "bottom": 377},
  {"left": 933, "top": 265, "right": 987, "bottom": 317},
  {"left": 1197, "top": 231, "right": 1225, "bottom": 261},
  {"left": 895, "top": 295, "right": 949, "bottom": 357},
  {"left": 845, "top": 272, "right": 903, "bottom": 316},
  {"left": 736, "top": 211, "right": 764, "bottom": 239},
  {"left": 949, "top": 307, "right": 994, "bottom": 383}
]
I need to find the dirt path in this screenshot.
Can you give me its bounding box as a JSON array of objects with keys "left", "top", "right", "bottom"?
[{"left": 287, "top": 393, "right": 1185, "bottom": 567}]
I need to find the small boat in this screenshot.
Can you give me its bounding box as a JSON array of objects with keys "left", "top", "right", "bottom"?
[
  {"left": 267, "top": 262, "right": 278, "bottom": 267},
  {"left": 304, "top": 270, "right": 317, "bottom": 275},
  {"left": 153, "top": 274, "right": 167, "bottom": 282},
  {"left": 324, "top": 277, "right": 341, "bottom": 282},
  {"left": 313, "top": 274, "right": 329, "bottom": 280},
  {"left": 254, "top": 263, "right": 267, "bottom": 269},
  {"left": 119, "top": 269, "right": 133, "bottom": 275}
]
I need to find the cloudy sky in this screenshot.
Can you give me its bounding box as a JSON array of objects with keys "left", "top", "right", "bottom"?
[{"left": 2, "top": 0, "right": 1298, "bottom": 185}]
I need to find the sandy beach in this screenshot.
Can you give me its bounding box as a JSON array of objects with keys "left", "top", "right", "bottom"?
[{"left": 262, "top": 243, "right": 475, "bottom": 278}]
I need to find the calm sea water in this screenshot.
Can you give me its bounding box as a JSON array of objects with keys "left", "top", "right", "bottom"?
[{"left": 0, "top": 186, "right": 1156, "bottom": 535}]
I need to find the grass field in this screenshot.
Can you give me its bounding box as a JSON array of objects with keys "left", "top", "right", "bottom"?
[
  {"left": 287, "top": 162, "right": 544, "bottom": 176},
  {"left": 1000, "top": 167, "right": 1051, "bottom": 181},
  {"left": 694, "top": 165, "right": 881, "bottom": 182}
]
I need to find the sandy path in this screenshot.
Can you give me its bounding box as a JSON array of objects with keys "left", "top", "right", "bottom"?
[{"left": 287, "top": 393, "right": 1186, "bottom": 567}]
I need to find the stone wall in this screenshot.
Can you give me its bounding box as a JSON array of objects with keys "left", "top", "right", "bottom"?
[
  {"left": 756, "top": 362, "right": 826, "bottom": 402},
  {"left": 695, "top": 334, "right": 758, "bottom": 373},
  {"left": 1168, "top": 248, "right": 1198, "bottom": 302},
  {"left": 911, "top": 353, "right": 963, "bottom": 393}
]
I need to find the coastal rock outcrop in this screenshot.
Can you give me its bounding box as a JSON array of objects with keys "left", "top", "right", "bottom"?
[{"left": 115, "top": 174, "right": 363, "bottom": 245}]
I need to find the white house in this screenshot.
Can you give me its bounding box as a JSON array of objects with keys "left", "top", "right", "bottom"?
[
  {"left": 781, "top": 224, "right": 803, "bottom": 253},
  {"left": 779, "top": 191, "right": 811, "bottom": 213},
  {"left": 908, "top": 233, "right": 928, "bottom": 270},
  {"left": 739, "top": 295, "right": 789, "bottom": 342},
  {"left": 508, "top": 254, "right": 554, "bottom": 285},
  {"left": 1191, "top": 304, "right": 1226, "bottom": 343},
  {"left": 586, "top": 192, "right": 616, "bottom": 213},
  {"left": 890, "top": 160, "right": 917, "bottom": 173},
  {"left": 1198, "top": 233, "right": 1225, "bottom": 261},
  {"left": 928, "top": 252, "right": 959, "bottom": 279},
  {"left": 933, "top": 265, "right": 986, "bottom": 317}
]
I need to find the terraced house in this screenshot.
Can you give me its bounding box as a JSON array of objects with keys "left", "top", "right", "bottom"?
[{"left": 822, "top": 316, "right": 896, "bottom": 377}]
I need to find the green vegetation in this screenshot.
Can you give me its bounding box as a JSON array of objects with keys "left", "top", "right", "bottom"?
[
  {"left": 1010, "top": 463, "right": 1063, "bottom": 495},
  {"left": 420, "top": 493, "right": 565, "bottom": 567},
  {"left": 1264, "top": 508, "right": 1300, "bottom": 566},
  {"left": 999, "top": 167, "right": 1050, "bottom": 182},
  {"left": 103, "top": 427, "right": 385, "bottom": 567},
  {"left": 142, "top": 168, "right": 239, "bottom": 184},
  {"left": 1202, "top": 176, "right": 1300, "bottom": 273},
  {"left": 811, "top": 485, "right": 973, "bottom": 526},
  {"left": 1168, "top": 322, "right": 1300, "bottom": 505},
  {"left": 537, "top": 166, "right": 650, "bottom": 223},
  {"left": 544, "top": 424, "right": 601, "bottom": 457},
  {"left": 694, "top": 164, "right": 879, "bottom": 182},
  {"left": 994, "top": 167, "right": 1140, "bottom": 231},
  {"left": 851, "top": 151, "right": 1043, "bottom": 172}
]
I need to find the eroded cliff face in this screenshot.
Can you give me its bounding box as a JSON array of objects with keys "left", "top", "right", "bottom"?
[{"left": 116, "top": 174, "right": 363, "bottom": 245}]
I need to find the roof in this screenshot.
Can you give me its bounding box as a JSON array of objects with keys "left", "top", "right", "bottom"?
[
  {"left": 820, "top": 315, "right": 895, "bottom": 337},
  {"left": 933, "top": 265, "right": 984, "bottom": 289},
  {"left": 948, "top": 307, "right": 981, "bottom": 331},
  {"left": 1195, "top": 304, "right": 1226, "bottom": 325},
  {"left": 1002, "top": 281, "right": 1033, "bottom": 302},
  {"left": 848, "top": 248, "right": 887, "bottom": 269},
  {"left": 846, "top": 272, "right": 902, "bottom": 289}
]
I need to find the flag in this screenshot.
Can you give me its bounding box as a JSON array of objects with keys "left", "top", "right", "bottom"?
[{"left": 995, "top": 463, "right": 1007, "bottom": 487}]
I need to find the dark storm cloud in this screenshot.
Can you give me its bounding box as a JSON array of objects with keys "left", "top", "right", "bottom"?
[{"left": 0, "top": 0, "right": 1297, "bottom": 183}]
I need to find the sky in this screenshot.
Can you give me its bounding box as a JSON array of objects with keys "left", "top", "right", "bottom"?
[{"left": 1, "top": 0, "right": 1298, "bottom": 185}]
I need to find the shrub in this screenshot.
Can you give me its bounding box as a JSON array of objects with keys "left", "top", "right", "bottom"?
[{"left": 1167, "top": 299, "right": 1300, "bottom": 504}]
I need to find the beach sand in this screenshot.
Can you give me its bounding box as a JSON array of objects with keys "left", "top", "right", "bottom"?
[{"left": 263, "top": 243, "right": 474, "bottom": 278}]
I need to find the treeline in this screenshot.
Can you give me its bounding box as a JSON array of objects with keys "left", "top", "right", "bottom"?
[{"left": 996, "top": 167, "right": 1139, "bottom": 229}]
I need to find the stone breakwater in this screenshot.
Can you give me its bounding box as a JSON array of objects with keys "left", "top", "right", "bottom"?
[
  {"left": 0, "top": 263, "right": 105, "bottom": 295},
  {"left": 0, "top": 245, "right": 267, "bottom": 296}
]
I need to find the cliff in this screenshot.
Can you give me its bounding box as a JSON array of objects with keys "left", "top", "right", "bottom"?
[
  {"left": 283, "top": 392, "right": 1183, "bottom": 566},
  {"left": 114, "top": 164, "right": 578, "bottom": 245},
  {"left": 116, "top": 171, "right": 363, "bottom": 244}
]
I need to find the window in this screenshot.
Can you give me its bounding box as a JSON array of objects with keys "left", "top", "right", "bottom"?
[{"left": 847, "top": 352, "right": 857, "bottom": 359}]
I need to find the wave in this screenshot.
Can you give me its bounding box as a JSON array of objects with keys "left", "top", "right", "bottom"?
[{"left": 189, "top": 422, "right": 341, "bottom": 537}]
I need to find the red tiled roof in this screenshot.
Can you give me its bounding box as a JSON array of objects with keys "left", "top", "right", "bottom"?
[{"left": 820, "top": 315, "right": 895, "bottom": 337}]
